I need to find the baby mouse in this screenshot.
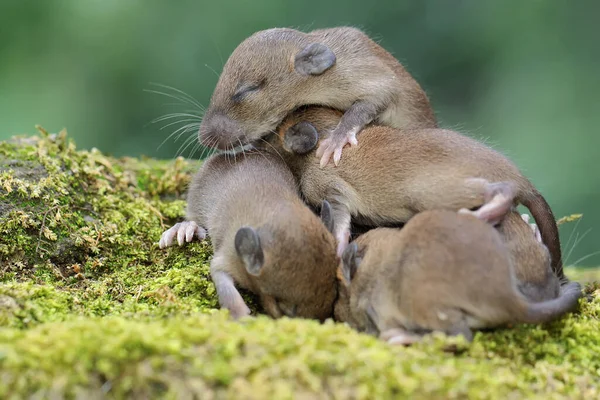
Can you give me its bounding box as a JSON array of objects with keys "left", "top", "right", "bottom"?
[
  {"left": 261, "top": 106, "right": 566, "bottom": 283},
  {"left": 334, "top": 210, "right": 582, "bottom": 345},
  {"left": 159, "top": 150, "right": 339, "bottom": 321},
  {"left": 198, "top": 26, "right": 437, "bottom": 167}
]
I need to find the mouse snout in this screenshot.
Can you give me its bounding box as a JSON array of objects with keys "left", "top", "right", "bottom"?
[{"left": 198, "top": 112, "right": 246, "bottom": 150}]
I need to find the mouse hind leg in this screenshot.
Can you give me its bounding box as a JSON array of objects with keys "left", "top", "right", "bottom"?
[
  {"left": 458, "top": 180, "right": 517, "bottom": 225},
  {"left": 412, "top": 177, "right": 513, "bottom": 225},
  {"left": 328, "top": 199, "right": 352, "bottom": 257},
  {"left": 379, "top": 317, "right": 473, "bottom": 346}
]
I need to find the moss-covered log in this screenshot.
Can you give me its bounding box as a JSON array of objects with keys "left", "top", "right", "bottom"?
[{"left": 1, "top": 128, "right": 599, "bottom": 399}]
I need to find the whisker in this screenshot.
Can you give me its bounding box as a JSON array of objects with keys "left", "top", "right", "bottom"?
[
  {"left": 203, "top": 137, "right": 219, "bottom": 159},
  {"left": 198, "top": 140, "right": 209, "bottom": 160},
  {"left": 189, "top": 141, "right": 202, "bottom": 160},
  {"left": 157, "top": 118, "right": 202, "bottom": 131},
  {"left": 147, "top": 82, "right": 205, "bottom": 111},
  {"left": 260, "top": 130, "right": 286, "bottom": 162},
  {"left": 208, "top": 33, "right": 225, "bottom": 69},
  {"left": 258, "top": 138, "right": 284, "bottom": 164},
  {"left": 156, "top": 122, "right": 201, "bottom": 151},
  {"left": 174, "top": 124, "right": 201, "bottom": 145},
  {"left": 174, "top": 135, "right": 195, "bottom": 158},
  {"left": 205, "top": 64, "right": 221, "bottom": 79},
  {"left": 151, "top": 113, "right": 202, "bottom": 124},
  {"left": 237, "top": 138, "right": 246, "bottom": 162},
  {"left": 204, "top": 137, "right": 219, "bottom": 160},
  {"left": 175, "top": 134, "right": 198, "bottom": 158},
  {"left": 144, "top": 89, "right": 202, "bottom": 111}
]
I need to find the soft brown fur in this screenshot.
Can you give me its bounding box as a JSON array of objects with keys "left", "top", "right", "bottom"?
[
  {"left": 500, "top": 212, "right": 559, "bottom": 302},
  {"left": 262, "top": 106, "right": 566, "bottom": 283},
  {"left": 163, "top": 150, "right": 339, "bottom": 320},
  {"left": 199, "top": 26, "right": 436, "bottom": 165},
  {"left": 334, "top": 210, "right": 581, "bottom": 344}
]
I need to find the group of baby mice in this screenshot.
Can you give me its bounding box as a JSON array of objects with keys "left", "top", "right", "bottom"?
[{"left": 158, "top": 26, "right": 583, "bottom": 345}]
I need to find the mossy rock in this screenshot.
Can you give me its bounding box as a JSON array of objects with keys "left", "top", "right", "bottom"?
[{"left": 0, "top": 128, "right": 599, "bottom": 399}]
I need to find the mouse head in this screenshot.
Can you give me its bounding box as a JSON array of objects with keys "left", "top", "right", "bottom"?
[
  {"left": 233, "top": 200, "right": 339, "bottom": 321},
  {"left": 334, "top": 228, "right": 416, "bottom": 338},
  {"left": 497, "top": 211, "right": 558, "bottom": 302},
  {"left": 334, "top": 238, "right": 384, "bottom": 335},
  {"left": 199, "top": 28, "right": 338, "bottom": 151}
]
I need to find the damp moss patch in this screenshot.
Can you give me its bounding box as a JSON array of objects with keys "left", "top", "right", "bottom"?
[{"left": 0, "top": 129, "right": 599, "bottom": 399}]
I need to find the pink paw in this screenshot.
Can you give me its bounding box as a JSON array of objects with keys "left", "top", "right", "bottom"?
[
  {"left": 158, "top": 221, "right": 207, "bottom": 249},
  {"left": 228, "top": 302, "right": 252, "bottom": 320},
  {"left": 380, "top": 328, "right": 423, "bottom": 346},
  {"left": 315, "top": 127, "right": 359, "bottom": 167}
]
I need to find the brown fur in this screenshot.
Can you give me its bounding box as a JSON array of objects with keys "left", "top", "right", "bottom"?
[
  {"left": 499, "top": 212, "right": 559, "bottom": 302},
  {"left": 199, "top": 26, "right": 436, "bottom": 153},
  {"left": 183, "top": 150, "right": 339, "bottom": 320},
  {"left": 261, "top": 106, "right": 566, "bottom": 282},
  {"left": 334, "top": 210, "right": 581, "bottom": 343}
]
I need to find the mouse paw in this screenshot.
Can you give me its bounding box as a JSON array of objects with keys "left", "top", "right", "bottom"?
[
  {"left": 520, "top": 213, "right": 542, "bottom": 243},
  {"left": 457, "top": 208, "right": 476, "bottom": 218},
  {"left": 315, "top": 126, "right": 360, "bottom": 167},
  {"left": 228, "top": 301, "right": 252, "bottom": 320},
  {"left": 159, "top": 221, "right": 207, "bottom": 249},
  {"left": 380, "top": 328, "right": 423, "bottom": 346}
]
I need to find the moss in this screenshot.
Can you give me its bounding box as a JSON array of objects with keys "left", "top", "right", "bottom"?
[{"left": 0, "top": 128, "right": 599, "bottom": 398}]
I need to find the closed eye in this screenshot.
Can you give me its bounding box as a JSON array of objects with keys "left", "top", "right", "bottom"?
[{"left": 232, "top": 80, "right": 265, "bottom": 103}]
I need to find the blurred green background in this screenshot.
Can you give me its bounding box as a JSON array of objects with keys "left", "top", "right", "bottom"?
[{"left": 1, "top": 0, "right": 598, "bottom": 266}]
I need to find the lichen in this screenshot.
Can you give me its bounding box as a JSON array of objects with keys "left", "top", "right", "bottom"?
[{"left": 0, "top": 129, "right": 599, "bottom": 399}]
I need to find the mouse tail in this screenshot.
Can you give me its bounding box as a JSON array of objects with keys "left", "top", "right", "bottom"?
[
  {"left": 521, "top": 188, "right": 566, "bottom": 283},
  {"left": 518, "top": 281, "right": 582, "bottom": 324}
]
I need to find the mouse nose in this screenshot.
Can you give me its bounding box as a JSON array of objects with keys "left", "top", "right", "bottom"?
[{"left": 198, "top": 112, "right": 246, "bottom": 150}]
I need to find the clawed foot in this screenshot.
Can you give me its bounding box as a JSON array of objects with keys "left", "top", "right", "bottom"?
[
  {"left": 315, "top": 127, "right": 360, "bottom": 167},
  {"left": 458, "top": 181, "right": 515, "bottom": 226},
  {"left": 520, "top": 214, "right": 542, "bottom": 243},
  {"left": 159, "top": 221, "right": 207, "bottom": 249},
  {"left": 228, "top": 302, "right": 252, "bottom": 320}
]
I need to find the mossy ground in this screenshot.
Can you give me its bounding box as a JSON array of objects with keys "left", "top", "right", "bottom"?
[{"left": 0, "top": 129, "right": 599, "bottom": 399}]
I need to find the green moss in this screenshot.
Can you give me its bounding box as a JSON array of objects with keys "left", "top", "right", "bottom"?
[
  {"left": 1, "top": 303, "right": 599, "bottom": 399},
  {"left": 1, "top": 129, "right": 599, "bottom": 398}
]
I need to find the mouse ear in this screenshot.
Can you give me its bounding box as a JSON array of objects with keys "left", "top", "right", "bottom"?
[
  {"left": 284, "top": 121, "right": 319, "bottom": 155},
  {"left": 320, "top": 199, "right": 335, "bottom": 234},
  {"left": 341, "top": 242, "right": 360, "bottom": 284},
  {"left": 294, "top": 43, "right": 336, "bottom": 75},
  {"left": 234, "top": 226, "right": 264, "bottom": 276}
]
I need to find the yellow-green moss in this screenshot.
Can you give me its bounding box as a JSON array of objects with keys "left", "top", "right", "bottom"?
[
  {"left": 1, "top": 296, "right": 599, "bottom": 399},
  {"left": 1, "top": 129, "right": 599, "bottom": 399}
]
